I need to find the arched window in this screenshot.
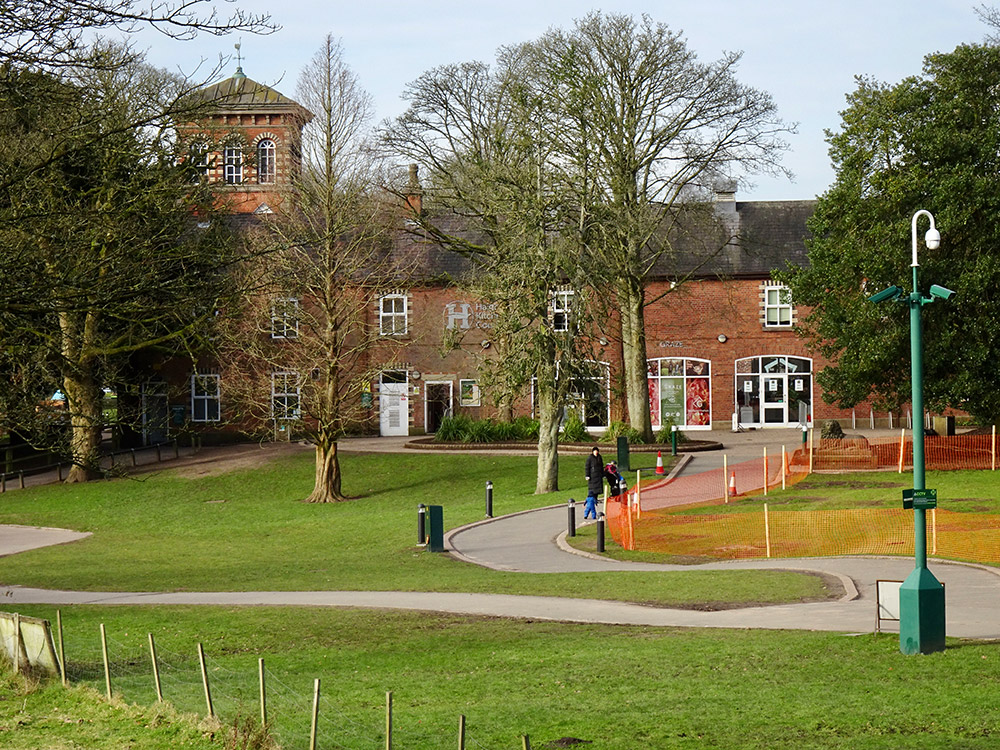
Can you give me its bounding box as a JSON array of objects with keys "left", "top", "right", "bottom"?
[
  {"left": 735, "top": 355, "right": 812, "bottom": 428},
  {"left": 257, "top": 139, "right": 276, "bottom": 184},
  {"left": 647, "top": 357, "right": 712, "bottom": 430}
]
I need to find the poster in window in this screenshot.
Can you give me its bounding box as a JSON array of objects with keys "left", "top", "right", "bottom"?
[
  {"left": 686, "top": 377, "right": 711, "bottom": 425},
  {"left": 648, "top": 378, "right": 661, "bottom": 427},
  {"left": 660, "top": 377, "right": 684, "bottom": 425},
  {"left": 459, "top": 380, "right": 481, "bottom": 407}
]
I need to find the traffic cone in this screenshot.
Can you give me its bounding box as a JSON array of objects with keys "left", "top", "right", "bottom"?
[
  {"left": 655, "top": 451, "right": 665, "bottom": 475},
  {"left": 728, "top": 471, "right": 737, "bottom": 497}
]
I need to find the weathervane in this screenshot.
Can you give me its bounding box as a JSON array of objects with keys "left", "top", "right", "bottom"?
[{"left": 234, "top": 41, "right": 245, "bottom": 78}]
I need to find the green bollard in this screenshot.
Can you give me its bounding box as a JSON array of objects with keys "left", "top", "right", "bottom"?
[
  {"left": 616, "top": 436, "right": 630, "bottom": 473},
  {"left": 426, "top": 505, "right": 444, "bottom": 552}
]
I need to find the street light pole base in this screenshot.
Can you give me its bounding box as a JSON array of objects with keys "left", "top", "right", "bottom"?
[{"left": 899, "top": 566, "right": 946, "bottom": 654}]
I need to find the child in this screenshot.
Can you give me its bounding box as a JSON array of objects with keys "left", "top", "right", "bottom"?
[{"left": 604, "top": 461, "right": 627, "bottom": 498}]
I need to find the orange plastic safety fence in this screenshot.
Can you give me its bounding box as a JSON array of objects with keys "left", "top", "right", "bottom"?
[
  {"left": 605, "top": 435, "right": 1000, "bottom": 557},
  {"left": 606, "top": 447, "right": 811, "bottom": 550},
  {"left": 813, "top": 434, "right": 998, "bottom": 472},
  {"left": 628, "top": 507, "right": 1000, "bottom": 563}
]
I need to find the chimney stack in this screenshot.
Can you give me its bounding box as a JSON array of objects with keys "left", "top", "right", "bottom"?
[{"left": 404, "top": 163, "right": 423, "bottom": 217}]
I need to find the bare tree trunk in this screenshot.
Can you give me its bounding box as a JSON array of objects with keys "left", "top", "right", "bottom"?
[
  {"left": 63, "top": 372, "right": 103, "bottom": 483},
  {"left": 534, "top": 380, "right": 561, "bottom": 494},
  {"left": 306, "top": 438, "right": 345, "bottom": 502},
  {"left": 620, "top": 284, "right": 653, "bottom": 442}
]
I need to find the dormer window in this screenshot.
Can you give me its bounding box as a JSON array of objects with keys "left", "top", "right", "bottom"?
[
  {"left": 257, "top": 139, "right": 276, "bottom": 184},
  {"left": 224, "top": 145, "right": 243, "bottom": 185}
]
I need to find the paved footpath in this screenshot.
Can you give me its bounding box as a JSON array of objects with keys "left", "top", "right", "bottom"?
[
  {"left": 2, "top": 433, "right": 999, "bottom": 639},
  {"left": 3, "top": 507, "right": 999, "bottom": 638}
]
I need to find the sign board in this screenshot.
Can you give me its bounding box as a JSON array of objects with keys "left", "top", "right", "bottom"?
[
  {"left": 875, "top": 580, "right": 902, "bottom": 633},
  {"left": 902, "top": 488, "right": 937, "bottom": 510}
]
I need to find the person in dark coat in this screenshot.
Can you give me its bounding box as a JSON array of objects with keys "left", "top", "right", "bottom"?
[
  {"left": 604, "top": 461, "right": 627, "bottom": 498},
  {"left": 584, "top": 446, "right": 603, "bottom": 519}
]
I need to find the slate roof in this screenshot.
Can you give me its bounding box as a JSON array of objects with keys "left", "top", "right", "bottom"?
[
  {"left": 393, "top": 198, "right": 816, "bottom": 284},
  {"left": 194, "top": 69, "right": 312, "bottom": 117}
]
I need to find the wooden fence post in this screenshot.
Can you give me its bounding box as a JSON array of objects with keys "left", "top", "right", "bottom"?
[
  {"left": 56, "top": 609, "right": 66, "bottom": 686},
  {"left": 764, "top": 503, "right": 771, "bottom": 559},
  {"left": 13, "top": 613, "right": 20, "bottom": 674},
  {"left": 310, "top": 678, "right": 320, "bottom": 750},
  {"left": 781, "top": 446, "right": 786, "bottom": 490},
  {"left": 723, "top": 455, "right": 729, "bottom": 503},
  {"left": 148, "top": 634, "right": 162, "bottom": 702},
  {"left": 100, "top": 623, "right": 111, "bottom": 699},
  {"left": 386, "top": 690, "right": 393, "bottom": 750},
  {"left": 259, "top": 658, "right": 267, "bottom": 729},
  {"left": 898, "top": 429, "right": 906, "bottom": 474},
  {"left": 197, "top": 643, "right": 214, "bottom": 718},
  {"left": 763, "top": 447, "right": 768, "bottom": 496}
]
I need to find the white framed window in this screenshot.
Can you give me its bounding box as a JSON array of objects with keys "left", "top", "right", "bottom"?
[
  {"left": 529, "top": 360, "right": 610, "bottom": 429},
  {"left": 551, "top": 290, "right": 574, "bottom": 332},
  {"left": 271, "top": 297, "right": 300, "bottom": 339},
  {"left": 224, "top": 145, "right": 243, "bottom": 184},
  {"left": 257, "top": 139, "right": 276, "bottom": 184},
  {"left": 191, "top": 373, "right": 221, "bottom": 422},
  {"left": 763, "top": 284, "right": 793, "bottom": 328},
  {"left": 379, "top": 294, "right": 408, "bottom": 336},
  {"left": 271, "top": 371, "right": 300, "bottom": 420}
]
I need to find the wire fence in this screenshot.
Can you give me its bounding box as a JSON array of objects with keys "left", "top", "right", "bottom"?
[
  {"left": 607, "top": 432, "right": 1000, "bottom": 563},
  {"left": 5, "top": 615, "right": 531, "bottom": 750}
]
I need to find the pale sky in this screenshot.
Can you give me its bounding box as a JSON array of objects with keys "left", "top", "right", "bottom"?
[{"left": 132, "top": 1, "right": 989, "bottom": 201}]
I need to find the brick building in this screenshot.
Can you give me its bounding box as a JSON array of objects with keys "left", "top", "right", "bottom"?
[{"left": 144, "top": 69, "right": 884, "bottom": 445}]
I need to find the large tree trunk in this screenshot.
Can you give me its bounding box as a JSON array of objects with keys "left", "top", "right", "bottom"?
[
  {"left": 62, "top": 371, "right": 103, "bottom": 483},
  {"left": 620, "top": 283, "right": 653, "bottom": 442},
  {"left": 534, "top": 379, "right": 561, "bottom": 494},
  {"left": 306, "top": 438, "right": 346, "bottom": 502}
]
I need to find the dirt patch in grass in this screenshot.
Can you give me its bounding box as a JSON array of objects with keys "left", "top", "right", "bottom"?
[{"left": 134, "top": 442, "right": 311, "bottom": 479}]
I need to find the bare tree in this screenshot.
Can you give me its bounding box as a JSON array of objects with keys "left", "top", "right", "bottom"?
[
  {"left": 218, "top": 36, "right": 404, "bottom": 502},
  {"left": 382, "top": 50, "right": 598, "bottom": 494},
  {"left": 526, "top": 13, "right": 794, "bottom": 439},
  {"left": 1, "top": 0, "right": 275, "bottom": 71}
]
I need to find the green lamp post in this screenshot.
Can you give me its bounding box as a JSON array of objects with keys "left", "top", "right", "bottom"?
[{"left": 868, "top": 209, "right": 951, "bottom": 655}]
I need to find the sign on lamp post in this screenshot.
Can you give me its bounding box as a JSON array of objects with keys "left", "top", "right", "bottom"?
[{"left": 868, "top": 209, "right": 951, "bottom": 655}]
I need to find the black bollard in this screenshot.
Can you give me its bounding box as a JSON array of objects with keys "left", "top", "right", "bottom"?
[
  {"left": 417, "top": 503, "right": 426, "bottom": 545},
  {"left": 567, "top": 498, "right": 576, "bottom": 538},
  {"left": 597, "top": 512, "right": 605, "bottom": 552},
  {"left": 485, "top": 481, "right": 493, "bottom": 518},
  {"left": 671, "top": 425, "right": 678, "bottom": 456}
]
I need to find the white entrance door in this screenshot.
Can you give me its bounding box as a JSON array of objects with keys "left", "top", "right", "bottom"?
[{"left": 379, "top": 381, "right": 409, "bottom": 436}]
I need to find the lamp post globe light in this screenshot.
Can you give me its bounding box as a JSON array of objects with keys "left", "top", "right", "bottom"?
[{"left": 869, "top": 209, "right": 950, "bottom": 654}]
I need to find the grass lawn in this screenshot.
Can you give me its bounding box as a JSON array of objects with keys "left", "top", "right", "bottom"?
[
  {"left": 0, "top": 671, "right": 229, "bottom": 749},
  {"left": 681, "top": 470, "right": 1000, "bottom": 514},
  {"left": 7, "top": 604, "right": 1000, "bottom": 750},
  {"left": 3, "top": 451, "right": 1000, "bottom": 748},
  {"left": 0, "top": 448, "right": 828, "bottom": 607}
]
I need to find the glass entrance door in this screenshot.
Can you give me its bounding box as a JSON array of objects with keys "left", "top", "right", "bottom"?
[
  {"left": 763, "top": 375, "right": 787, "bottom": 424},
  {"left": 735, "top": 356, "right": 813, "bottom": 428}
]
